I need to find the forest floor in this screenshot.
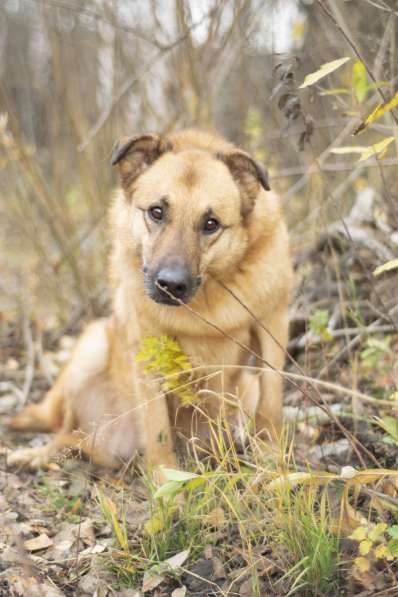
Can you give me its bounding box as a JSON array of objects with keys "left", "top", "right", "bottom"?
[{"left": 1, "top": 212, "right": 398, "bottom": 597}]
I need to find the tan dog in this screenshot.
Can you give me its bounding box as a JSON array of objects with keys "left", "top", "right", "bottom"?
[{"left": 9, "top": 129, "right": 292, "bottom": 471}]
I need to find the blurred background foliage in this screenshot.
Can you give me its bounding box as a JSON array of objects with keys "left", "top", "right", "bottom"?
[{"left": 1, "top": 0, "right": 397, "bottom": 327}]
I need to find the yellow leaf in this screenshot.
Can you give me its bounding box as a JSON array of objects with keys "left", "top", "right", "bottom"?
[
  {"left": 349, "top": 526, "right": 368, "bottom": 542},
  {"left": 319, "top": 87, "right": 350, "bottom": 96},
  {"left": 359, "top": 539, "right": 373, "bottom": 555},
  {"left": 267, "top": 471, "right": 336, "bottom": 490},
  {"left": 359, "top": 136, "right": 395, "bottom": 161},
  {"left": 374, "top": 544, "right": 389, "bottom": 559},
  {"left": 368, "top": 523, "right": 387, "bottom": 542},
  {"left": 352, "top": 61, "right": 368, "bottom": 104},
  {"left": 355, "top": 556, "right": 371, "bottom": 572},
  {"left": 374, "top": 259, "right": 398, "bottom": 276},
  {"left": 299, "top": 57, "right": 351, "bottom": 89},
  {"left": 331, "top": 146, "right": 365, "bottom": 155},
  {"left": 354, "top": 90, "right": 398, "bottom": 134},
  {"left": 145, "top": 513, "right": 165, "bottom": 535},
  {"left": 331, "top": 138, "right": 395, "bottom": 162}
]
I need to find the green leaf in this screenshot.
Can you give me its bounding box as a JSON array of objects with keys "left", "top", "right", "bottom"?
[
  {"left": 376, "top": 416, "right": 398, "bottom": 442},
  {"left": 159, "top": 466, "right": 200, "bottom": 482},
  {"left": 352, "top": 61, "right": 368, "bottom": 104},
  {"left": 374, "top": 259, "right": 398, "bottom": 276},
  {"left": 388, "top": 525, "right": 398, "bottom": 540},
  {"left": 309, "top": 309, "right": 332, "bottom": 341},
  {"left": 388, "top": 538, "right": 398, "bottom": 557},
  {"left": 299, "top": 57, "right": 351, "bottom": 89},
  {"left": 153, "top": 480, "right": 184, "bottom": 499}
]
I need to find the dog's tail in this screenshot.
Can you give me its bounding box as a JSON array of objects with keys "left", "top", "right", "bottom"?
[{"left": 9, "top": 387, "right": 65, "bottom": 432}]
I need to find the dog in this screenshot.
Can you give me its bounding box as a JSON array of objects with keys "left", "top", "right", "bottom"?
[{"left": 8, "top": 129, "right": 292, "bottom": 472}]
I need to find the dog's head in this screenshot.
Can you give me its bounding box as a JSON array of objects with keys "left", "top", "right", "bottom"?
[{"left": 111, "top": 132, "right": 272, "bottom": 306}]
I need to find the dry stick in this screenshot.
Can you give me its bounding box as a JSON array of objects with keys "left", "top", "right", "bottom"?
[
  {"left": 289, "top": 324, "right": 396, "bottom": 351},
  {"left": 155, "top": 283, "right": 376, "bottom": 467},
  {"left": 273, "top": 158, "right": 398, "bottom": 179},
  {"left": 78, "top": 11, "right": 211, "bottom": 152},
  {"left": 318, "top": 0, "right": 398, "bottom": 126},
  {"left": 213, "top": 279, "right": 380, "bottom": 466},
  {"left": 363, "top": 0, "right": 398, "bottom": 17}
]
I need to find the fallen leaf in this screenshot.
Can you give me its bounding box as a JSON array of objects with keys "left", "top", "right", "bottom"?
[
  {"left": 142, "top": 549, "right": 190, "bottom": 593},
  {"left": 24, "top": 533, "right": 53, "bottom": 552},
  {"left": 172, "top": 588, "right": 187, "bottom": 597},
  {"left": 142, "top": 570, "right": 164, "bottom": 593}
]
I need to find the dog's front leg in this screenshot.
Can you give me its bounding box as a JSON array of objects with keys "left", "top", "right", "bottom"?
[
  {"left": 133, "top": 362, "right": 177, "bottom": 472},
  {"left": 255, "top": 305, "right": 289, "bottom": 440}
]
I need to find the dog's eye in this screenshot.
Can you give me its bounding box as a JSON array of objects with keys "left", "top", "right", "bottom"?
[
  {"left": 149, "top": 206, "right": 164, "bottom": 222},
  {"left": 203, "top": 218, "right": 220, "bottom": 234}
]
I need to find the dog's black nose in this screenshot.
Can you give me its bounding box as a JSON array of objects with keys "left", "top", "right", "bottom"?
[{"left": 156, "top": 266, "right": 191, "bottom": 300}]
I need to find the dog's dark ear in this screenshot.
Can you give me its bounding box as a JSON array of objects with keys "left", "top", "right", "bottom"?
[
  {"left": 111, "top": 133, "right": 172, "bottom": 190},
  {"left": 216, "top": 151, "right": 270, "bottom": 216}
]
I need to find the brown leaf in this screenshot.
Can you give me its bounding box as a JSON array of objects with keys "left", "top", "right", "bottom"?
[{"left": 24, "top": 533, "right": 53, "bottom": 552}]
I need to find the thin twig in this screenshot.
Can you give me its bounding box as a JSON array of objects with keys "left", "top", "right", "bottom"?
[
  {"left": 317, "top": 0, "right": 398, "bottom": 126},
  {"left": 289, "top": 323, "right": 396, "bottom": 351},
  {"left": 78, "top": 11, "right": 211, "bottom": 152}
]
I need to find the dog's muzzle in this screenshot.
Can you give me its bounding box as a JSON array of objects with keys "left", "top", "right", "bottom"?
[{"left": 145, "top": 263, "right": 200, "bottom": 306}]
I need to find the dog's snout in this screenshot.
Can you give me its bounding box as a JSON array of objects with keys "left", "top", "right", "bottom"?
[{"left": 156, "top": 266, "right": 191, "bottom": 300}]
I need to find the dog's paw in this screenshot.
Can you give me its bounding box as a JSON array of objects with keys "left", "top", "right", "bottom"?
[{"left": 7, "top": 446, "right": 52, "bottom": 469}]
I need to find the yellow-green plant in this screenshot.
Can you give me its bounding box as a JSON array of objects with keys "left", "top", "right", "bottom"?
[
  {"left": 136, "top": 336, "right": 197, "bottom": 405},
  {"left": 350, "top": 523, "right": 398, "bottom": 573}
]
